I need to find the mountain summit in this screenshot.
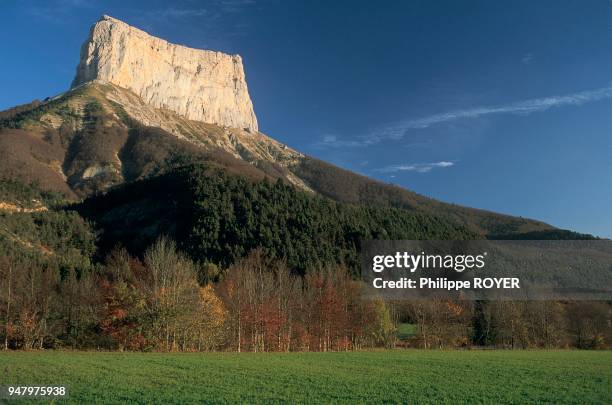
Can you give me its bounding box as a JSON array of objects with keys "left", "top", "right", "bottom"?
[{"left": 72, "top": 15, "right": 258, "bottom": 132}]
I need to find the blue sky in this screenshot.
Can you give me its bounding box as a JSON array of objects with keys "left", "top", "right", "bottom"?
[{"left": 1, "top": 0, "right": 611, "bottom": 237}]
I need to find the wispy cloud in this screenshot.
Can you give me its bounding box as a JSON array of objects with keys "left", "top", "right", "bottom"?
[
  {"left": 521, "top": 53, "right": 534, "bottom": 65},
  {"left": 219, "top": 0, "right": 257, "bottom": 12},
  {"left": 143, "top": 0, "right": 254, "bottom": 21},
  {"left": 134, "top": 0, "right": 257, "bottom": 42},
  {"left": 375, "top": 161, "right": 455, "bottom": 174},
  {"left": 317, "top": 135, "right": 367, "bottom": 148},
  {"left": 316, "top": 86, "right": 612, "bottom": 148},
  {"left": 142, "top": 8, "right": 211, "bottom": 21},
  {"left": 26, "top": 0, "right": 95, "bottom": 23}
]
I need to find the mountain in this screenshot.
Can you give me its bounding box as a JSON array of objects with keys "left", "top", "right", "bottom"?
[
  {"left": 0, "top": 15, "right": 571, "bottom": 239},
  {"left": 72, "top": 15, "right": 258, "bottom": 132}
]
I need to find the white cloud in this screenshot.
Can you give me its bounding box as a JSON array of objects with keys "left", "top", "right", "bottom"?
[
  {"left": 375, "top": 161, "right": 455, "bottom": 174},
  {"left": 316, "top": 85, "right": 612, "bottom": 148},
  {"left": 521, "top": 53, "right": 534, "bottom": 64}
]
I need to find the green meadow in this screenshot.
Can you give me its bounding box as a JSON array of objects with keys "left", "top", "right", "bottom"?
[{"left": 0, "top": 350, "right": 610, "bottom": 404}]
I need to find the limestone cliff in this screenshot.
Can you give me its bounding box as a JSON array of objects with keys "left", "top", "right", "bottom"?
[{"left": 71, "top": 15, "right": 258, "bottom": 132}]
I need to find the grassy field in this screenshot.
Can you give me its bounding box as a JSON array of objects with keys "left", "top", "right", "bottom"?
[
  {"left": 396, "top": 323, "right": 418, "bottom": 341},
  {"left": 0, "top": 350, "right": 610, "bottom": 404}
]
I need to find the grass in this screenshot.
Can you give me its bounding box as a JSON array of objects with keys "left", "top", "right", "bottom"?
[
  {"left": 0, "top": 350, "right": 610, "bottom": 404},
  {"left": 396, "top": 323, "right": 418, "bottom": 340}
]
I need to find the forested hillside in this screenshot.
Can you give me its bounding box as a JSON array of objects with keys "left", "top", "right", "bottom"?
[
  {"left": 293, "top": 157, "right": 556, "bottom": 236},
  {"left": 0, "top": 171, "right": 608, "bottom": 351},
  {"left": 78, "top": 163, "right": 478, "bottom": 273},
  {"left": 0, "top": 179, "right": 95, "bottom": 270}
]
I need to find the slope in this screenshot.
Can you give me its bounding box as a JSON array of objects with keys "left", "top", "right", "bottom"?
[
  {"left": 0, "top": 82, "right": 562, "bottom": 237},
  {"left": 76, "top": 163, "right": 479, "bottom": 273}
]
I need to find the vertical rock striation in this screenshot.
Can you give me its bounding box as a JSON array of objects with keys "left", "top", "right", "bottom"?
[{"left": 72, "top": 15, "right": 258, "bottom": 132}]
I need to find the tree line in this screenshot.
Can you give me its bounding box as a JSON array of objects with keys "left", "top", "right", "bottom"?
[
  {"left": 0, "top": 236, "right": 609, "bottom": 351},
  {"left": 0, "top": 238, "right": 395, "bottom": 351},
  {"left": 396, "top": 299, "right": 609, "bottom": 349}
]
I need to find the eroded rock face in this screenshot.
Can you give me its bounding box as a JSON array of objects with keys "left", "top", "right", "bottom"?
[{"left": 71, "top": 15, "right": 258, "bottom": 132}]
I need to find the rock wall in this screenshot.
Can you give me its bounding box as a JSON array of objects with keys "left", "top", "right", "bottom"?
[{"left": 71, "top": 15, "right": 258, "bottom": 132}]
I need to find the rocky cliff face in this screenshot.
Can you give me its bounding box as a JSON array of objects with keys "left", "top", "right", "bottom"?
[{"left": 71, "top": 15, "right": 258, "bottom": 132}]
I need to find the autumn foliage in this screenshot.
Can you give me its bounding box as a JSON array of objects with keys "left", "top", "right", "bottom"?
[
  {"left": 1, "top": 238, "right": 609, "bottom": 351},
  {"left": 217, "top": 250, "right": 395, "bottom": 352},
  {"left": 0, "top": 238, "right": 394, "bottom": 351}
]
